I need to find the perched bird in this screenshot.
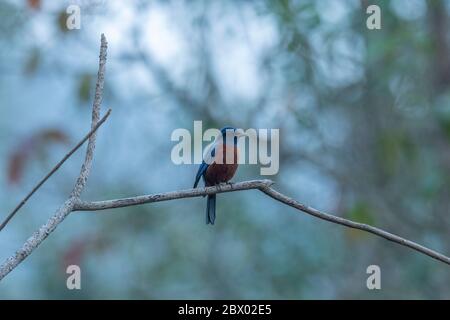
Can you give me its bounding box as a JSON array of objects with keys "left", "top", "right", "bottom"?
[{"left": 193, "top": 127, "right": 246, "bottom": 225}]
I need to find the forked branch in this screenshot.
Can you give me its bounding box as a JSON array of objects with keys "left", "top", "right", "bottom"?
[{"left": 0, "top": 34, "right": 109, "bottom": 280}]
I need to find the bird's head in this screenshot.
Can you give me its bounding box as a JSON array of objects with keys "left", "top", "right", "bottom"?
[{"left": 220, "top": 126, "right": 247, "bottom": 144}]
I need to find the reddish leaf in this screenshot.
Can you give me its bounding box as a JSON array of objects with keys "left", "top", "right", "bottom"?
[
  {"left": 7, "top": 128, "right": 70, "bottom": 185},
  {"left": 8, "top": 138, "right": 36, "bottom": 184},
  {"left": 39, "top": 129, "right": 69, "bottom": 144},
  {"left": 62, "top": 238, "right": 89, "bottom": 268},
  {"left": 62, "top": 235, "right": 110, "bottom": 270},
  {"left": 27, "top": 0, "right": 41, "bottom": 10},
  {"left": 8, "top": 149, "right": 29, "bottom": 184}
]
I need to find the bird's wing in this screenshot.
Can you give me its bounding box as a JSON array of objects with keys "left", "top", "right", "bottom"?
[
  {"left": 193, "top": 161, "right": 209, "bottom": 188},
  {"left": 202, "top": 140, "right": 217, "bottom": 165},
  {"left": 193, "top": 142, "right": 218, "bottom": 188},
  {"left": 194, "top": 135, "right": 222, "bottom": 188}
]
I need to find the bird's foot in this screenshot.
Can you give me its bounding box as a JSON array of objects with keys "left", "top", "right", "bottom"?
[
  {"left": 215, "top": 182, "right": 233, "bottom": 191},
  {"left": 220, "top": 181, "right": 234, "bottom": 188},
  {"left": 216, "top": 182, "right": 225, "bottom": 191}
]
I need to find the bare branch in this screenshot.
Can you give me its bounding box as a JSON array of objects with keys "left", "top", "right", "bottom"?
[
  {"left": 71, "top": 34, "right": 108, "bottom": 199},
  {"left": 259, "top": 187, "right": 450, "bottom": 266},
  {"left": 73, "top": 180, "right": 274, "bottom": 211},
  {"left": 0, "top": 34, "right": 109, "bottom": 281},
  {"left": 0, "top": 199, "right": 74, "bottom": 280},
  {"left": 2, "top": 177, "right": 450, "bottom": 281},
  {"left": 72, "top": 180, "right": 450, "bottom": 266},
  {"left": 0, "top": 109, "right": 111, "bottom": 233}
]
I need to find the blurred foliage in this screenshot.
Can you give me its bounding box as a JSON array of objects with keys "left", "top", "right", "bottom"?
[
  {"left": 24, "top": 47, "right": 40, "bottom": 75},
  {"left": 57, "top": 9, "right": 70, "bottom": 33},
  {"left": 78, "top": 73, "right": 93, "bottom": 103},
  {"left": 8, "top": 128, "right": 69, "bottom": 184},
  {"left": 1, "top": 0, "right": 450, "bottom": 299}
]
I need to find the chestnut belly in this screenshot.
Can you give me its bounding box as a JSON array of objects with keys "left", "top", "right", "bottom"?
[{"left": 204, "top": 163, "right": 238, "bottom": 186}]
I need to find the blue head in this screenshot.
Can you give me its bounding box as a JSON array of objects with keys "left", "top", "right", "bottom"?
[{"left": 220, "top": 126, "right": 246, "bottom": 145}]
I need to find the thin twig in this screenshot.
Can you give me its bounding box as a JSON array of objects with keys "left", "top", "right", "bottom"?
[
  {"left": 259, "top": 187, "right": 450, "bottom": 266},
  {"left": 0, "top": 109, "right": 111, "bottom": 233}
]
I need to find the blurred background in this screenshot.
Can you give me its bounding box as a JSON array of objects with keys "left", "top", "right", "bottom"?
[{"left": 1, "top": 0, "right": 450, "bottom": 299}]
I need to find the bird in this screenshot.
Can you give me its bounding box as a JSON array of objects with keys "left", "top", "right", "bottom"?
[{"left": 193, "top": 127, "right": 246, "bottom": 225}]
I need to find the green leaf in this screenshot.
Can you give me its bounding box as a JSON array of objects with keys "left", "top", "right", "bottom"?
[
  {"left": 345, "top": 202, "right": 375, "bottom": 240},
  {"left": 57, "top": 10, "right": 69, "bottom": 33},
  {"left": 346, "top": 202, "right": 375, "bottom": 225},
  {"left": 78, "top": 74, "right": 92, "bottom": 103}
]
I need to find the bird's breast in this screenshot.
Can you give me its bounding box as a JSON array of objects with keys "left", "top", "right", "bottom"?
[{"left": 204, "top": 143, "right": 239, "bottom": 186}]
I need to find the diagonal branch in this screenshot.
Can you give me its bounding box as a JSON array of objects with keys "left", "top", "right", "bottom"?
[
  {"left": 0, "top": 34, "right": 109, "bottom": 281},
  {"left": 0, "top": 199, "right": 75, "bottom": 280},
  {"left": 259, "top": 187, "right": 450, "bottom": 266},
  {"left": 0, "top": 109, "right": 111, "bottom": 232}
]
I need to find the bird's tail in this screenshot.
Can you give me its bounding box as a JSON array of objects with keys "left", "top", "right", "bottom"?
[{"left": 206, "top": 194, "right": 216, "bottom": 225}]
